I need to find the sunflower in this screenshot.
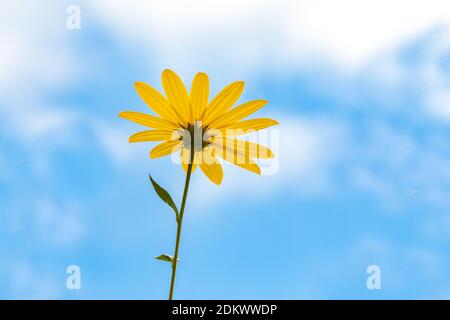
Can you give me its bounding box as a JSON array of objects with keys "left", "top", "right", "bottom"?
[{"left": 119, "top": 69, "right": 278, "bottom": 185}]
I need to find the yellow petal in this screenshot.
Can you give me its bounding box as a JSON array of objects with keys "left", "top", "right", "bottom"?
[
  {"left": 214, "top": 142, "right": 261, "bottom": 175},
  {"left": 162, "top": 69, "right": 190, "bottom": 125},
  {"left": 180, "top": 148, "right": 199, "bottom": 173},
  {"left": 208, "top": 100, "right": 268, "bottom": 129},
  {"left": 150, "top": 140, "right": 182, "bottom": 159},
  {"left": 223, "top": 118, "right": 279, "bottom": 135},
  {"left": 234, "top": 160, "right": 261, "bottom": 175},
  {"left": 119, "top": 111, "right": 177, "bottom": 130},
  {"left": 203, "top": 81, "right": 244, "bottom": 124},
  {"left": 199, "top": 151, "right": 223, "bottom": 185},
  {"left": 134, "top": 82, "right": 182, "bottom": 124},
  {"left": 129, "top": 130, "right": 178, "bottom": 143},
  {"left": 214, "top": 137, "right": 274, "bottom": 159},
  {"left": 190, "top": 72, "right": 209, "bottom": 122}
]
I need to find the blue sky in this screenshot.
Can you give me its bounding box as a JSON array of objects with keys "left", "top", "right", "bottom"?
[{"left": 1, "top": 1, "right": 450, "bottom": 299}]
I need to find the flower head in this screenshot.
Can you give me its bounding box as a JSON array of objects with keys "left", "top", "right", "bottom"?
[{"left": 119, "top": 69, "right": 278, "bottom": 185}]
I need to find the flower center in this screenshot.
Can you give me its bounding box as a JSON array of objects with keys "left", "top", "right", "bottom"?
[{"left": 180, "top": 121, "right": 212, "bottom": 153}]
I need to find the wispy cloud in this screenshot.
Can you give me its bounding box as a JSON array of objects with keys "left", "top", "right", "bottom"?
[
  {"left": 87, "top": 0, "right": 450, "bottom": 73},
  {"left": 2, "top": 0, "right": 450, "bottom": 299},
  {"left": 188, "top": 113, "right": 348, "bottom": 213}
]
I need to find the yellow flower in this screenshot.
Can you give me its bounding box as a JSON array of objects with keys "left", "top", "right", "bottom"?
[{"left": 119, "top": 69, "right": 278, "bottom": 185}]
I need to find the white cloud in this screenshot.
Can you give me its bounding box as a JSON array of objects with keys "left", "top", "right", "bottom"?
[
  {"left": 289, "top": 234, "right": 449, "bottom": 297},
  {"left": 0, "top": 2, "right": 86, "bottom": 180},
  {"left": 352, "top": 236, "right": 447, "bottom": 289},
  {"left": 424, "top": 41, "right": 450, "bottom": 119},
  {"left": 1, "top": 195, "right": 88, "bottom": 250},
  {"left": 347, "top": 121, "right": 450, "bottom": 208},
  {"left": 427, "top": 91, "right": 450, "bottom": 120},
  {"left": 2, "top": 0, "right": 448, "bottom": 221},
  {"left": 376, "top": 26, "right": 450, "bottom": 122},
  {"left": 405, "top": 247, "right": 444, "bottom": 279},
  {"left": 5, "top": 260, "right": 60, "bottom": 299},
  {"left": 3, "top": 104, "right": 79, "bottom": 144},
  {"left": 94, "top": 121, "right": 139, "bottom": 165},
  {"left": 0, "top": 3, "right": 77, "bottom": 94},
  {"left": 0, "top": 2, "right": 83, "bottom": 152},
  {"left": 350, "top": 167, "right": 396, "bottom": 205},
  {"left": 416, "top": 28, "right": 450, "bottom": 121},
  {"left": 87, "top": 0, "right": 450, "bottom": 74},
  {"left": 271, "top": 114, "right": 347, "bottom": 196},
  {"left": 189, "top": 114, "right": 347, "bottom": 213},
  {"left": 34, "top": 198, "right": 87, "bottom": 248},
  {"left": 421, "top": 215, "right": 450, "bottom": 241}
]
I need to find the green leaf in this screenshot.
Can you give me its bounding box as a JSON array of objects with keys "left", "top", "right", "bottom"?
[
  {"left": 149, "top": 174, "right": 179, "bottom": 219},
  {"left": 154, "top": 254, "right": 180, "bottom": 264},
  {"left": 155, "top": 254, "right": 172, "bottom": 262}
]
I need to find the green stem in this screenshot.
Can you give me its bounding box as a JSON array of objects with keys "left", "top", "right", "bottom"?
[{"left": 168, "top": 156, "right": 194, "bottom": 300}]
